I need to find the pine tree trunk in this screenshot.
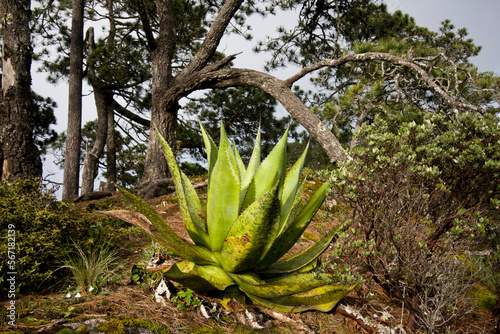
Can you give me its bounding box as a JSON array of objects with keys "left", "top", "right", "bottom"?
[
  {"left": 105, "top": 108, "right": 116, "bottom": 191},
  {"left": 139, "top": 0, "right": 177, "bottom": 186},
  {"left": 0, "top": 0, "right": 42, "bottom": 181},
  {"left": 81, "top": 27, "right": 111, "bottom": 195},
  {"left": 80, "top": 91, "right": 110, "bottom": 194},
  {"left": 62, "top": 0, "right": 84, "bottom": 200}
]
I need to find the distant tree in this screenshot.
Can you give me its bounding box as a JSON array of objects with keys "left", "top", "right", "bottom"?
[
  {"left": 61, "top": 0, "right": 84, "bottom": 200},
  {"left": 0, "top": 0, "right": 42, "bottom": 180},
  {"left": 31, "top": 92, "right": 58, "bottom": 155},
  {"left": 52, "top": 120, "right": 146, "bottom": 189}
]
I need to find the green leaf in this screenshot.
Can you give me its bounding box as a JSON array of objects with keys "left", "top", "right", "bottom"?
[
  {"left": 216, "top": 182, "right": 281, "bottom": 273},
  {"left": 257, "top": 182, "right": 329, "bottom": 270},
  {"left": 164, "top": 261, "right": 235, "bottom": 292},
  {"left": 246, "top": 284, "right": 354, "bottom": 313},
  {"left": 242, "top": 127, "right": 288, "bottom": 211},
  {"left": 279, "top": 142, "right": 309, "bottom": 233},
  {"left": 231, "top": 272, "right": 337, "bottom": 298},
  {"left": 156, "top": 129, "right": 208, "bottom": 246},
  {"left": 207, "top": 123, "right": 241, "bottom": 251},
  {"left": 239, "top": 125, "right": 261, "bottom": 212},
  {"left": 115, "top": 185, "right": 216, "bottom": 265},
  {"left": 233, "top": 140, "right": 246, "bottom": 183},
  {"left": 199, "top": 121, "right": 219, "bottom": 185},
  {"left": 262, "top": 222, "right": 349, "bottom": 274}
]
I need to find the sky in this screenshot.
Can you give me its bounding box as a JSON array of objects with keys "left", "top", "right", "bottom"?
[{"left": 33, "top": 0, "right": 500, "bottom": 196}]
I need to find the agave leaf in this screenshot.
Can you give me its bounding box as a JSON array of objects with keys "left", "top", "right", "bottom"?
[
  {"left": 262, "top": 222, "right": 349, "bottom": 274},
  {"left": 231, "top": 272, "right": 337, "bottom": 298},
  {"left": 257, "top": 182, "right": 329, "bottom": 270},
  {"left": 246, "top": 284, "right": 354, "bottom": 313},
  {"left": 233, "top": 140, "right": 246, "bottom": 182},
  {"left": 156, "top": 129, "right": 208, "bottom": 246},
  {"left": 239, "top": 125, "right": 261, "bottom": 212},
  {"left": 207, "top": 124, "right": 240, "bottom": 251},
  {"left": 115, "top": 185, "right": 216, "bottom": 265},
  {"left": 279, "top": 143, "right": 309, "bottom": 233},
  {"left": 164, "top": 261, "right": 235, "bottom": 292},
  {"left": 241, "top": 127, "right": 288, "bottom": 211},
  {"left": 281, "top": 179, "right": 306, "bottom": 234},
  {"left": 216, "top": 182, "right": 281, "bottom": 273},
  {"left": 180, "top": 171, "right": 209, "bottom": 246},
  {"left": 199, "top": 121, "right": 218, "bottom": 184}
]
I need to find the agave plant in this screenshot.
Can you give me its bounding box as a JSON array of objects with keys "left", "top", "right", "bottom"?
[{"left": 107, "top": 123, "right": 353, "bottom": 312}]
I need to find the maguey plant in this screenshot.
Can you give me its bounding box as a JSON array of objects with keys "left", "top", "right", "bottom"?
[{"left": 108, "top": 123, "right": 353, "bottom": 312}]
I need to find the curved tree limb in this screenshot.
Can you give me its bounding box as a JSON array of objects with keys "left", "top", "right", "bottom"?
[
  {"left": 162, "top": 52, "right": 485, "bottom": 163},
  {"left": 284, "top": 52, "right": 483, "bottom": 115}
]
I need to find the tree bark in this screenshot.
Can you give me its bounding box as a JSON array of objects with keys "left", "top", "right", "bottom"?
[
  {"left": 139, "top": 0, "right": 244, "bottom": 186},
  {"left": 81, "top": 28, "right": 111, "bottom": 194},
  {"left": 139, "top": 0, "right": 177, "bottom": 185},
  {"left": 0, "top": 0, "right": 42, "bottom": 181},
  {"left": 62, "top": 0, "right": 84, "bottom": 200},
  {"left": 105, "top": 107, "right": 117, "bottom": 191}
]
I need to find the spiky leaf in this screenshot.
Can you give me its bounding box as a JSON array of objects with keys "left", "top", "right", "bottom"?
[
  {"left": 116, "top": 185, "right": 216, "bottom": 265},
  {"left": 246, "top": 284, "right": 354, "bottom": 313},
  {"left": 207, "top": 124, "right": 240, "bottom": 251},
  {"left": 156, "top": 129, "right": 208, "bottom": 246},
  {"left": 239, "top": 126, "right": 261, "bottom": 212},
  {"left": 257, "top": 182, "right": 329, "bottom": 270},
  {"left": 164, "top": 261, "right": 235, "bottom": 292},
  {"left": 216, "top": 183, "right": 281, "bottom": 273},
  {"left": 279, "top": 143, "right": 309, "bottom": 232},
  {"left": 199, "top": 121, "right": 218, "bottom": 184},
  {"left": 231, "top": 272, "right": 337, "bottom": 298},
  {"left": 241, "top": 127, "right": 288, "bottom": 211},
  {"left": 262, "top": 222, "right": 349, "bottom": 274}
]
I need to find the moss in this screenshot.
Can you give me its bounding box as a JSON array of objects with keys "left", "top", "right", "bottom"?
[
  {"left": 470, "top": 286, "right": 499, "bottom": 310},
  {"left": 19, "top": 317, "right": 50, "bottom": 326},
  {"left": 75, "top": 326, "right": 90, "bottom": 334},
  {"left": 0, "top": 331, "right": 23, "bottom": 334},
  {"left": 95, "top": 317, "right": 170, "bottom": 334},
  {"left": 96, "top": 319, "right": 125, "bottom": 334},
  {"left": 55, "top": 329, "right": 75, "bottom": 334},
  {"left": 120, "top": 317, "right": 170, "bottom": 334}
]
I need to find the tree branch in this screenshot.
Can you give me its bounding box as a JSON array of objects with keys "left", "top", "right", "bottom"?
[
  {"left": 284, "top": 52, "right": 483, "bottom": 115},
  {"left": 111, "top": 99, "right": 150, "bottom": 127},
  {"left": 136, "top": 0, "right": 157, "bottom": 50},
  {"left": 168, "top": 67, "right": 349, "bottom": 162},
  {"left": 179, "top": 0, "right": 244, "bottom": 77}
]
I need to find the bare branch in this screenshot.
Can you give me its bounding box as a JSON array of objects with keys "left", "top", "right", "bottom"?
[
  {"left": 284, "top": 52, "right": 483, "bottom": 115},
  {"left": 180, "top": 0, "right": 244, "bottom": 77},
  {"left": 111, "top": 99, "right": 151, "bottom": 127}
]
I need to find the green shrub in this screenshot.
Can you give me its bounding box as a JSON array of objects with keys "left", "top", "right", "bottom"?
[
  {"left": 326, "top": 110, "right": 500, "bottom": 331},
  {"left": 0, "top": 179, "right": 119, "bottom": 293}
]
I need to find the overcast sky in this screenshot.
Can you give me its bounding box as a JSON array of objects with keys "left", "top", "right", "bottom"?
[{"left": 35, "top": 0, "right": 500, "bottom": 193}]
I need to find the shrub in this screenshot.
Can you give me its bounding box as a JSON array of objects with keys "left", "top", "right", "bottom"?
[
  {"left": 0, "top": 179, "right": 121, "bottom": 293},
  {"left": 326, "top": 110, "right": 500, "bottom": 331}
]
